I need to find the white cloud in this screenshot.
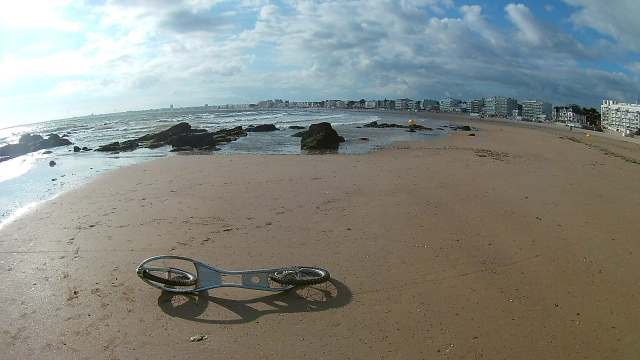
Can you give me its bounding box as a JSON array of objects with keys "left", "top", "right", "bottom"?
[
  {"left": 505, "top": 4, "right": 593, "bottom": 60},
  {"left": 45, "top": 78, "right": 117, "bottom": 97},
  {"left": 0, "top": 0, "right": 83, "bottom": 31},
  {"left": 625, "top": 63, "right": 640, "bottom": 75},
  {"left": 563, "top": 0, "right": 640, "bottom": 52},
  {"left": 0, "top": 51, "right": 93, "bottom": 82},
  {"left": 2, "top": 0, "right": 640, "bottom": 125},
  {"left": 258, "top": 4, "right": 281, "bottom": 20}
]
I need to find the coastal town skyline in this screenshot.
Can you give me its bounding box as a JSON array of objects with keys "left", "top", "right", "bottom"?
[{"left": 2, "top": 1, "right": 640, "bottom": 128}]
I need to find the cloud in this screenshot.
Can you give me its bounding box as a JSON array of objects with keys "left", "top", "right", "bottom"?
[
  {"left": 3, "top": 0, "right": 640, "bottom": 125},
  {"left": 159, "top": 9, "right": 230, "bottom": 34},
  {"left": 625, "top": 63, "right": 640, "bottom": 75},
  {"left": 564, "top": 0, "right": 640, "bottom": 53},
  {"left": 0, "top": 0, "right": 83, "bottom": 31},
  {"left": 258, "top": 4, "right": 281, "bottom": 20},
  {"left": 505, "top": 4, "right": 593, "bottom": 60},
  {"left": 235, "top": 1, "right": 607, "bottom": 103},
  {"left": 45, "top": 78, "right": 118, "bottom": 97}
]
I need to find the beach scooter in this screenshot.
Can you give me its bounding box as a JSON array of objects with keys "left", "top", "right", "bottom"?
[{"left": 136, "top": 255, "right": 330, "bottom": 293}]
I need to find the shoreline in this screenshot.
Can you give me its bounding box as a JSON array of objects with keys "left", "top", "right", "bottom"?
[
  {"left": 2, "top": 114, "right": 640, "bottom": 358},
  {"left": 0, "top": 111, "right": 451, "bottom": 229}
]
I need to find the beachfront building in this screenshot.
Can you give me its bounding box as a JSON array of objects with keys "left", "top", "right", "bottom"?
[
  {"left": 522, "top": 100, "right": 552, "bottom": 122},
  {"left": 422, "top": 99, "right": 439, "bottom": 111},
  {"left": 395, "top": 98, "right": 415, "bottom": 111},
  {"left": 483, "top": 96, "right": 518, "bottom": 117},
  {"left": 364, "top": 100, "right": 377, "bottom": 109},
  {"left": 467, "top": 99, "right": 484, "bottom": 115},
  {"left": 601, "top": 100, "right": 640, "bottom": 136},
  {"left": 258, "top": 100, "right": 275, "bottom": 108},
  {"left": 552, "top": 104, "right": 586, "bottom": 124},
  {"left": 439, "top": 98, "right": 462, "bottom": 112},
  {"left": 324, "top": 100, "right": 346, "bottom": 109}
]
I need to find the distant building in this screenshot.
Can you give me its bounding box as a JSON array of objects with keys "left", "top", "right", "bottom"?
[
  {"left": 452, "top": 101, "right": 467, "bottom": 113},
  {"left": 513, "top": 104, "right": 523, "bottom": 118},
  {"left": 467, "top": 99, "right": 484, "bottom": 114},
  {"left": 258, "top": 100, "right": 275, "bottom": 108},
  {"left": 364, "top": 100, "right": 377, "bottom": 109},
  {"left": 325, "top": 100, "right": 345, "bottom": 109},
  {"left": 601, "top": 100, "right": 640, "bottom": 136},
  {"left": 483, "top": 96, "right": 518, "bottom": 117},
  {"left": 422, "top": 99, "right": 439, "bottom": 111},
  {"left": 552, "top": 104, "right": 585, "bottom": 124},
  {"left": 522, "top": 100, "right": 552, "bottom": 121},
  {"left": 439, "top": 98, "right": 462, "bottom": 112},
  {"left": 395, "top": 98, "right": 414, "bottom": 111}
]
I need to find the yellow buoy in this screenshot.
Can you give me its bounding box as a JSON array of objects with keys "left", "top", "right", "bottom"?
[
  {"left": 408, "top": 119, "right": 415, "bottom": 124},
  {"left": 587, "top": 134, "right": 591, "bottom": 137}
]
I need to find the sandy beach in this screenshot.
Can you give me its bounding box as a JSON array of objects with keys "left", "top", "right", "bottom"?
[{"left": 2, "top": 113, "right": 640, "bottom": 359}]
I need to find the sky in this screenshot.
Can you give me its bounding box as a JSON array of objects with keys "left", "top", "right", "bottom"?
[{"left": 1, "top": 0, "right": 640, "bottom": 128}]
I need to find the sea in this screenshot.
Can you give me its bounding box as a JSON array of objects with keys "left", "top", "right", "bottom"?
[{"left": 0, "top": 108, "right": 455, "bottom": 228}]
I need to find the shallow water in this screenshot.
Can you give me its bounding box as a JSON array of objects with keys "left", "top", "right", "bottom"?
[{"left": 0, "top": 109, "right": 453, "bottom": 227}]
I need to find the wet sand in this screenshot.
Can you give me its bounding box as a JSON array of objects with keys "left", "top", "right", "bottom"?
[{"left": 1, "top": 114, "right": 640, "bottom": 359}]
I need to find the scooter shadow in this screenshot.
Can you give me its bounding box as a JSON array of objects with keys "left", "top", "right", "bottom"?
[{"left": 156, "top": 278, "right": 352, "bottom": 324}]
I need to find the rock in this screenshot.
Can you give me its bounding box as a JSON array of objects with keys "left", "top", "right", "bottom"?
[
  {"left": 96, "top": 122, "right": 248, "bottom": 154},
  {"left": 359, "top": 137, "right": 369, "bottom": 141},
  {"left": 289, "top": 125, "right": 306, "bottom": 130},
  {"left": 49, "top": 160, "right": 56, "bottom": 167},
  {"left": 363, "top": 121, "right": 428, "bottom": 130},
  {"left": 74, "top": 146, "right": 81, "bottom": 152},
  {"left": 468, "top": 133, "right": 476, "bottom": 136},
  {"left": 137, "top": 122, "right": 192, "bottom": 142},
  {"left": 0, "top": 133, "right": 72, "bottom": 163},
  {"left": 246, "top": 124, "right": 278, "bottom": 132},
  {"left": 461, "top": 125, "right": 472, "bottom": 131},
  {"left": 298, "top": 122, "right": 345, "bottom": 150},
  {"left": 19, "top": 134, "right": 44, "bottom": 144},
  {"left": 43, "top": 151, "right": 53, "bottom": 155},
  {"left": 96, "top": 140, "right": 139, "bottom": 152},
  {"left": 171, "top": 133, "right": 216, "bottom": 149}
]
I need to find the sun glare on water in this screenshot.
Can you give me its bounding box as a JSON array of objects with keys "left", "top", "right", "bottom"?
[{"left": 0, "top": 153, "right": 41, "bottom": 183}]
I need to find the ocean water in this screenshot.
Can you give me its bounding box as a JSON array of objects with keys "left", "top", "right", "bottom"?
[{"left": 0, "top": 109, "right": 454, "bottom": 227}]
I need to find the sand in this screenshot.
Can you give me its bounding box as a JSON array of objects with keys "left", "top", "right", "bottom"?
[{"left": 1, "top": 114, "right": 640, "bottom": 359}]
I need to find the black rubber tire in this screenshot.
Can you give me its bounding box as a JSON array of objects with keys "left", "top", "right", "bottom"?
[
  {"left": 269, "top": 267, "right": 330, "bottom": 285},
  {"left": 141, "top": 267, "right": 197, "bottom": 287}
]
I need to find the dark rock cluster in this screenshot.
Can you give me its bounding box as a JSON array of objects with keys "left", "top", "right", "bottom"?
[
  {"left": 95, "top": 122, "right": 249, "bottom": 153},
  {"left": 246, "top": 124, "right": 278, "bottom": 132},
  {"left": 363, "top": 121, "right": 433, "bottom": 131},
  {"left": 0, "top": 133, "right": 72, "bottom": 163},
  {"left": 293, "top": 122, "right": 345, "bottom": 150}
]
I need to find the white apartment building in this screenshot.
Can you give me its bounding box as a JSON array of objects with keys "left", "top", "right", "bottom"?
[
  {"left": 483, "top": 96, "right": 518, "bottom": 117},
  {"left": 364, "top": 100, "right": 377, "bottom": 109},
  {"left": 395, "top": 98, "right": 415, "bottom": 111},
  {"left": 601, "top": 100, "right": 640, "bottom": 136},
  {"left": 522, "top": 100, "right": 552, "bottom": 121},
  {"left": 439, "top": 98, "right": 461, "bottom": 112}
]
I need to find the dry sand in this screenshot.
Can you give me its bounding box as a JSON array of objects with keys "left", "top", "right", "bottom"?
[{"left": 1, "top": 114, "right": 640, "bottom": 359}]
